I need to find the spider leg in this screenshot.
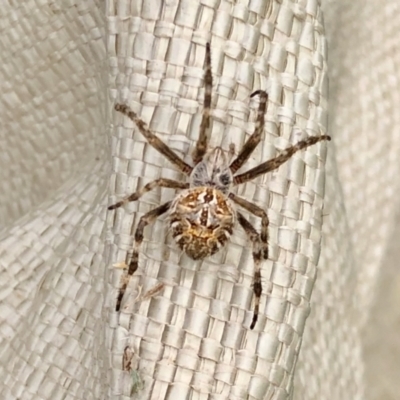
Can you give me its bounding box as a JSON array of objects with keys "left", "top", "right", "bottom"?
[
  {"left": 192, "top": 42, "right": 212, "bottom": 164},
  {"left": 237, "top": 211, "right": 263, "bottom": 330},
  {"left": 230, "top": 90, "right": 268, "bottom": 173},
  {"left": 108, "top": 178, "right": 189, "bottom": 210},
  {"left": 233, "top": 135, "right": 331, "bottom": 185},
  {"left": 229, "top": 193, "right": 269, "bottom": 260},
  {"left": 115, "top": 104, "right": 193, "bottom": 175},
  {"left": 115, "top": 201, "right": 171, "bottom": 311}
]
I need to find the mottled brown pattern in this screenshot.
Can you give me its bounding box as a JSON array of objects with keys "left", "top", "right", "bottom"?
[
  {"left": 109, "top": 42, "right": 331, "bottom": 329},
  {"left": 169, "top": 187, "right": 235, "bottom": 260}
]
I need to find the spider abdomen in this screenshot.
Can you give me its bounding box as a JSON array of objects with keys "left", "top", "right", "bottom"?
[{"left": 168, "top": 187, "right": 235, "bottom": 259}]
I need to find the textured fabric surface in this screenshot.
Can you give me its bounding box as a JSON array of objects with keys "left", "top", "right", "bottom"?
[{"left": 1, "top": 1, "right": 398, "bottom": 400}]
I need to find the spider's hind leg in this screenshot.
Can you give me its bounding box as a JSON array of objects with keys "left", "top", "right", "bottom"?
[
  {"left": 229, "top": 193, "right": 269, "bottom": 260},
  {"left": 115, "top": 201, "right": 171, "bottom": 311},
  {"left": 237, "top": 212, "right": 263, "bottom": 330}
]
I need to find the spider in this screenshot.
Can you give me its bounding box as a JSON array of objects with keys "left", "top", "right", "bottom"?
[{"left": 109, "top": 42, "right": 331, "bottom": 329}]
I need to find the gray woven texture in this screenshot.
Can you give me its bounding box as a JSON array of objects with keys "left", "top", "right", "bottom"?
[{"left": 1, "top": 0, "right": 397, "bottom": 399}]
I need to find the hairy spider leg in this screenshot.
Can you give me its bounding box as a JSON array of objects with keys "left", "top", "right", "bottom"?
[
  {"left": 115, "top": 104, "right": 193, "bottom": 175},
  {"left": 229, "top": 193, "right": 269, "bottom": 260},
  {"left": 192, "top": 42, "right": 212, "bottom": 165},
  {"left": 234, "top": 135, "right": 331, "bottom": 185},
  {"left": 237, "top": 212, "right": 263, "bottom": 330},
  {"left": 108, "top": 179, "right": 189, "bottom": 210},
  {"left": 230, "top": 90, "right": 268, "bottom": 174},
  {"left": 115, "top": 201, "right": 171, "bottom": 311}
]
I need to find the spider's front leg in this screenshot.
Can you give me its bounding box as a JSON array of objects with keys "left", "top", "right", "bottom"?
[
  {"left": 237, "top": 212, "right": 263, "bottom": 330},
  {"left": 114, "top": 104, "right": 193, "bottom": 175},
  {"left": 234, "top": 134, "right": 331, "bottom": 185},
  {"left": 192, "top": 42, "right": 212, "bottom": 164},
  {"left": 115, "top": 201, "right": 171, "bottom": 311},
  {"left": 108, "top": 178, "right": 189, "bottom": 210},
  {"left": 230, "top": 90, "right": 268, "bottom": 174}
]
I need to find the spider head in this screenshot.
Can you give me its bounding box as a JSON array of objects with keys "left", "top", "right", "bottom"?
[{"left": 190, "top": 147, "right": 233, "bottom": 193}]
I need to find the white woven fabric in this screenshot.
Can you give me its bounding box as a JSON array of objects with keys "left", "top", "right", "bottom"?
[{"left": 1, "top": 1, "right": 397, "bottom": 399}]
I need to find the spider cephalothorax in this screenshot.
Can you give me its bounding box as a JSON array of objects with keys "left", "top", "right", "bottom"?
[
  {"left": 189, "top": 147, "right": 233, "bottom": 192},
  {"left": 109, "top": 42, "right": 331, "bottom": 329}
]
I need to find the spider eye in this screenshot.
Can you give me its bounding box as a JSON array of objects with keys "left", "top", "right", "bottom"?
[{"left": 219, "top": 173, "right": 231, "bottom": 185}]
